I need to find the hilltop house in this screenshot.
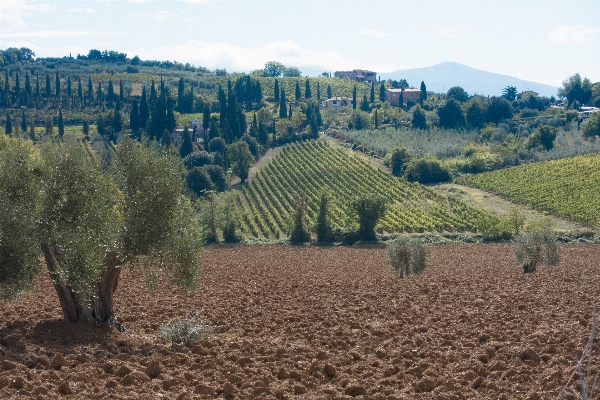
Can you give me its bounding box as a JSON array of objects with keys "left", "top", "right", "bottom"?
[
  {"left": 321, "top": 96, "right": 352, "bottom": 110},
  {"left": 385, "top": 88, "right": 421, "bottom": 107},
  {"left": 334, "top": 69, "right": 377, "bottom": 84}
]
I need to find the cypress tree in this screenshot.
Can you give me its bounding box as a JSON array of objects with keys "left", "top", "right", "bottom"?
[
  {"left": 203, "top": 103, "right": 210, "bottom": 133},
  {"left": 352, "top": 86, "right": 357, "bottom": 109},
  {"left": 305, "top": 79, "right": 312, "bottom": 98},
  {"left": 295, "top": 81, "right": 301, "bottom": 101},
  {"left": 274, "top": 79, "right": 279, "bottom": 102},
  {"left": 253, "top": 80, "right": 262, "bottom": 102},
  {"left": 227, "top": 85, "right": 240, "bottom": 141},
  {"left": 279, "top": 88, "right": 287, "bottom": 118},
  {"left": 35, "top": 75, "right": 40, "bottom": 98},
  {"left": 288, "top": 104, "right": 293, "bottom": 119},
  {"left": 379, "top": 82, "right": 386, "bottom": 102},
  {"left": 58, "top": 108, "right": 64, "bottom": 138},
  {"left": 107, "top": 80, "right": 114, "bottom": 103},
  {"left": 112, "top": 102, "right": 123, "bottom": 137},
  {"left": 4, "top": 71, "right": 9, "bottom": 96},
  {"left": 139, "top": 86, "right": 149, "bottom": 128},
  {"left": 317, "top": 81, "right": 321, "bottom": 102},
  {"left": 327, "top": 84, "right": 332, "bottom": 99},
  {"left": 45, "top": 74, "right": 51, "bottom": 98},
  {"left": 370, "top": 81, "right": 375, "bottom": 103},
  {"left": 97, "top": 82, "right": 102, "bottom": 103},
  {"left": 374, "top": 109, "right": 379, "bottom": 129},
  {"left": 130, "top": 99, "right": 140, "bottom": 132},
  {"left": 25, "top": 73, "right": 31, "bottom": 97},
  {"left": 316, "top": 192, "right": 332, "bottom": 244},
  {"left": 160, "top": 78, "right": 165, "bottom": 98},
  {"left": 21, "top": 109, "right": 27, "bottom": 132},
  {"left": 15, "top": 72, "right": 20, "bottom": 101},
  {"left": 177, "top": 77, "right": 184, "bottom": 111},
  {"left": 360, "top": 94, "right": 369, "bottom": 112},
  {"left": 77, "top": 77, "right": 82, "bottom": 100},
  {"left": 150, "top": 80, "right": 156, "bottom": 103},
  {"left": 87, "top": 76, "right": 93, "bottom": 101},
  {"left": 55, "top": 70, "right": 60, "bottom": 97},
  {"left": 258, "top": 120, "right": 268, "bottom": 146},
  {"left": 180, "top": 126, "right": 193, "bottom": 158},
  {"left": 148, "top": 95, "right": 166, "bottom": 140},
  {"left": 119, "top": 79, "right": 124, "bottom": 102},
  {"left": 29, "top": 118, "right": 35, "bottom": 141},
  {"left": 161, "top": 129, "right": 171, "bottom": 147},
  {"left": 165, "top": 97, "right": 176, "bottom": 133},
  {"left": 67, "top": 76, "right": 72, "bottom": 97},
  {"left": 5, "top": 114, "right": 12, "bottom": 135},
  {"left": 218, "top": 86, "right": 227, "bottom": 124},
  {"left": 420, "top": 81, "right": 427, "bottom": 105}
]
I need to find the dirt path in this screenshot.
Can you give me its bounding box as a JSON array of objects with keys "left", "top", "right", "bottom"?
[{"left": 434, "top": 182, "right": 588, "bottom": 232}]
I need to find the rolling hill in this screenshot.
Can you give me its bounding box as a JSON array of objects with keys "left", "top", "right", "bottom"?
[{"left": 378, "top": 62, "right": 558, "bottom": 97}]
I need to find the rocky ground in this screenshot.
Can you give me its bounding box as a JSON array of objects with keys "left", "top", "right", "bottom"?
[{"left": 1, "top": 244, "right": 599, "bottom": 399}]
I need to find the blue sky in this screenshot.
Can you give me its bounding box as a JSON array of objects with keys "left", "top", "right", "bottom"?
[{"left": 1, "top": 0, "right": 599, "bottom": 86}]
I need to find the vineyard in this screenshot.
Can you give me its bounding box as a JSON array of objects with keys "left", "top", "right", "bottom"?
[
  {"left": 232, "top": 140, "right": 490, "bottom": 238},
  {"left": 462, "top": 152, "right": 600, "bottom": 227}
]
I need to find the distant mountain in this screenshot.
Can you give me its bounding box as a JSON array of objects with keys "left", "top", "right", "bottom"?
[{"left": 378, "top": 62, "right": 558, "bottom": 98}]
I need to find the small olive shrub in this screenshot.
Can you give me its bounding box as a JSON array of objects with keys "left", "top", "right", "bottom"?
[
  {"left": 157, "top": 316, "right": 211, "bottom": 345},
  {"left": 514, "top": 220, "right": 560, "bottom": 273},
  {"left": 387, "top": 236, "right": 428, "bottom": 278}
]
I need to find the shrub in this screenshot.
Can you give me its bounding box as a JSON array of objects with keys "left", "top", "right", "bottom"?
[
  {"left": 515, "top": 221, "right": 560, "bottom": 273},
  {"left": 157, "top": 316, "right": 211, "bottom": 345},
  {"left": 350, "top": 195, "right": 386, "bottom": 242},
  {"left": 404, "top": 156, "right": 452, "bottom": 184},
  {"left": 186, "top": 167, "right": 214, "bottom": 197},
  {"left": 383, "top": 147, "right": 411, "bottom": 176},
  {"left": 221, "top": 197, "right": 240, "bottom": 243},
  {"left": 183, "top": 151, "right": 213, "bottom": 170},
  {"left": 582, "top": 111, "right": 600, "bottom": 138},
  {"left": 524, "top": 125, "right": 557, "bottom": 151},
  {"left": 387, "top": 236, "right": 428, "bottom": 278}
]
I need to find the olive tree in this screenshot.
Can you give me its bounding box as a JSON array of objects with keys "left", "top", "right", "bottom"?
[
  {"left": 514, "top": 220, "right": 560, "bottom": 273},
  {"left": 388, "top": 236, "right": 428, "bottom": 278},
  {"left": 0, "top": 136, "right": 202, "bottom": 329}
]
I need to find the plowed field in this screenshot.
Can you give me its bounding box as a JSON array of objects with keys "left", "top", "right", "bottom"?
[{"left": 1, "top": 244, "right": 599, "bottom": 399}]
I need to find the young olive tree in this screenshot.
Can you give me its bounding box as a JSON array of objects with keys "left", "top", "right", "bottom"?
[
  {"left": 0, "top": 136, "right": 202, "bottom": 330},
  {"left": 515, "top": 220, "right": 560, "bottom": 273},
  {"left": 387, "top": 236, "right": 428, "bottom": 278}
]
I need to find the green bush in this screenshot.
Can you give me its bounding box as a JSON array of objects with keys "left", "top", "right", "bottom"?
[
  {"left": 383, "top": 147, "right": 411, "bottom": 176},
  {"left": 290, "top": 195, "right": 311, "bottom": 244},
  {"left": 157, "top": 317, "right": 211, "bottom": 345},
  {"left": 387, "top": 236, "right": 428, "bottom": 278},
  {"left": 515, "top": 220, "right": 560, "bottom": 273},
  {"left": 404, "top": 155, "right": 452, "bottom": 184},
  {"left": 350, "top": 195, "right": 386, "bottom": 242},
  {"left": 582, "top": 111, "right": 600, "bottom": 138}
]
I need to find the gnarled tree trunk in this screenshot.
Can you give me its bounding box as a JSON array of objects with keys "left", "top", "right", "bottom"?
[
  {"left": 42, "top": 243, "right": 127, "bottom": 332},
  {"left": 523, "top": 260, "right": 537, "bottom": 274}
]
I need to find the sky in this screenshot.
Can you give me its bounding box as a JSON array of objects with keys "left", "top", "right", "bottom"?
[{"left": 0, "top": 0, "right": 599, "bottom": 86}]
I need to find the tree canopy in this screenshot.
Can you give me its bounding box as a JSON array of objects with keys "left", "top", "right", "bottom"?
[{"left": 558, "top": 73, "right": 593, "bottom": 107}]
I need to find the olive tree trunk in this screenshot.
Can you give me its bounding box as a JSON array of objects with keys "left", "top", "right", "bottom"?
[{"left": 42, "top": 243, "right": 127, "bottom": 331}]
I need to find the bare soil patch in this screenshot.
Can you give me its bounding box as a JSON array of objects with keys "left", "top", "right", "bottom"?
[{"left": 1, "top": 244, "right": 599, "bottom": 399}]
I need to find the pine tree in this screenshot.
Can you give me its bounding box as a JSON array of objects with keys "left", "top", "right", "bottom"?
[
  {"left": 177, "top": 77, "right": 184, "bottom": 112},
  {"left": 315, "top": 82, "right": 321, "bottom": 103},
  {"left": 279, "top": 88, "right": 287, "bottom": 118},
  {"left": 107, "top": 80, "right": 114, "bottom": 103},
  {"left": 139, "top": 86, "right": 149, "bottom": 128},
  {"left": 274, "top": 79, "right": 279, "bottom": 102},
  {"left": 370, "top": 81, "right": 375, "bottom": 103},
  {"left": 5, "top": 114, "right": 12, "bottom": 135},
  {"left": 67, "top": 76, "right": 72, "bottom": 97},
  {"left": 305, "top": 79, "right": 312, "bottom": 98},
  {"left": 45, "top": 74, "right": 51, "bottom": 98},
  {"left": 130, "top": 99, "right": 140, "bottom": 132},
  {"left": 295, "top": 81, "right": 301, "bottom": 101},
  {"left": 327, "top": 84, "right": 332, "bottom": 99},
  {"left": 379, "top": 82, "right": 386, "bottom": 102},
  {"left": 352, "top": 86, "right": 357, "bottom": 109},
  {"left": 87, "top": 76, "right": 93, "bottom": 102},
  {"left": 180, "top": 126, "right": 193, "bottom": 158},
  {"left": 119, "top": 79, "right": 124, "bottom": 102},
  {"left": 55, "top": 71, "right": 60, "bottom": 98},
  {"left": 21, "top": 109, "right": 27, "bottom": 132},
  {"left": 58, "top": 108, "right": 64, "bottom": 138}
]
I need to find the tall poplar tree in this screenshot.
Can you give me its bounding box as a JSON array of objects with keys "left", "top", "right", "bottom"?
[
  {"left": 139, "top": 86, "right": 149, "bottom": 128},
  {"left": 274, "top": 79, "right": 279, "bottom": 102},
  {"left": 305, "top": 79, "right": 312, "bottom": 98}
]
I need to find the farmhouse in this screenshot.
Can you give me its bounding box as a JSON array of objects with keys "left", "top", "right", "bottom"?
[
  {"left": 334, "top": 69, "right": 377, "bottom": 84},
  {"left": 385, "top": 88, "right": 421, "bottom": 107},
  {"left": 321, "top": 96, "right": 352, "bottom": 110}
]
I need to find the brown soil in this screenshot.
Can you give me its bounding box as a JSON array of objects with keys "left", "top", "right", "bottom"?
[{"left": 1, "top": 244, "right": 599, "bottom": 399}]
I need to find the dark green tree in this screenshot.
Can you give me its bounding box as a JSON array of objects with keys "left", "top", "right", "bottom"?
[
  {"left": 139, "top": 86, "right": 149, "bottom": 128},
  {"left": 295, "top": 81, "right": 301, "bottom": 101},
  {"left": 228, "top": 141, "right": 255, "bottom": 183},
  {"left": 438, "top": 99, "right": 466, "bottom": 128},
  {"left": 180, "top": 126, "right": 193, "bottom": 158},
  {"left": 57, "top": 109, "right": 64, "bottom": 138},
  {"left": 165, "top": 97, "right": 176, "bottom": 133},
  {"left": 288, "top": 104, "right": 293, "bottom": 119},
  {"left": 279, "top": 88, "right": 287, "bottom": 118},
  {"left": 420, "top": 81, "right": 427, "bottom": 105},
  {"left": 112, "top": 102, "right": 123, "bottom": 136},
  {"left": 67, "top": 76, "right": 72, "bottom": 97},
  {"left": 160, "top": 78, "right": 165, "bottom": 98},
  {"left": 370, "top": 81, "right": 375, "bottom": 103},
  {"left": 45, "top": 74, "right": 51, "bottom": 98},
  {"left": 351, "top": 195, "right": 386, "bottom": 242},
  {"left": 5, "top": 114, "right": 12, "bottom": 135},
  {"left": 87, "top": 76, "right": 93, "bottom": 102},
  {"left": 465, "top": 96, "right": 488, "bottom": 128},
  {"left": 150, "top": 80, "right": 156, "bottom": 103},
  {"left": 352, "top": 86, "right": 357, "bottom": 109},
  {"left": 412, "top": 107, "right": 428, "bottom": 130},
  {"left": 119, "top": 79, "right": 124, "bottom": 102},
  {"left": 77, "top": 76, "right": 82, "bottom": 101},
  {"left": 374, "top": 109, "right": 379, "bottom": 129},
  {"left": 107, "top": 80, "right": 114, "bottom": 103},
  {"left": 21, "top": 109, "right": 27, "bottom": 132},
  {"left": 558, "top": 73, "right": 593, "bottom": 106},
  {"left": 502, "top": 85, "right": 517, "bottom": 101},
  {"left": 130, "top": 99, "right": 140, "bottom": 132},
  {"left": 161, "top": 129, "right": 171, "bottom": 147},
  {"left": 315, "top": 192, "right": 333, "bottom": 244},
  {"left": 24, "top": 73, "right": 31, "bottom": 98},
  {"left": 274, "top": 79, "right": 279, "bottom": 102},
  {"left": 14, "top": 72, "right": 20, "bottom": 101},
  {"left": 327, "top": 84, "right": 332, "bottom": 99},
  {"left": 384, "top": 147, "right": 411, "bottom": 176},
  {"left": 446, "top": 86, "right": 468, "bottom": 102},
  {"left": 177, "top": 77, "right": 185, "bottom": 112},
  {"left": 264, "top": 61, "right": 285, "bottom": 77},
  {"left": 360, "top": 94, "right": 370, "bottom": 112},
  {"left": 147, "top": 95, "right": 166, "bottom": 140},
  {"left": 186, "top": 167, "right": 214, "bottom": 197},
  {"left": 317, "top": 81, "right": 321, "bottom": 102},
  {"left": 35, "top": 75, "right": 40, "bottom": 98},
  {"left": 55, "top": 70, "right": 60, "bottom": 97},
  {"left": 203, "top": 104, "right": 211, "bottom": 139},
  {"left": 290, "top": 195, "right": 311, "bottom": 244},
  {"left": 305, "top": 79, "right": 312, "bottom": 98},
  {"left": 379, "top": 82, "right": 386, "bottom": 102},
  {"left": 487, "top": 96, "right": 513, "bottom": 123},
  {"left": 97, "top": 82, "right": 102, "bottom": 103}
]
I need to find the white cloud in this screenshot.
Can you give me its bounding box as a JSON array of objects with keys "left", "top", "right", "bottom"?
[
  {"left": 67, "top": 7, "right": 96, "bottom": 13},
  {"left": 0, "top": 0, "right": 52, "bottom": 32},
  {"left": 0, "top": 30, "right": 123, "bottom": 39},
  {"left": 357, "top": 30, "right": 391, "bottom": 39},
  {"left": 436, "top": 28, "right": 468, "bottom": 40},
  {"left": 134, "top": 40, "right": 362, "bottom": 72},
  {"left": 548, "top": 26, "right": 600, "bottom": 43},
  {"left": 183, "top": 0, "right": 209, "bottom": 4}
]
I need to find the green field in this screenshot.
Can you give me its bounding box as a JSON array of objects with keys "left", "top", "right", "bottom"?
[
  {"left": 462, "top": 152, "right": 600, "bottom": 227},
  {"left": 233, "top": 140, "right": 490, "bottom": 238}
]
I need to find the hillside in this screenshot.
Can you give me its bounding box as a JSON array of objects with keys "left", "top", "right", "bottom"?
[{"left": 379, "top": 62, "right": 558, "bottom": 97}]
